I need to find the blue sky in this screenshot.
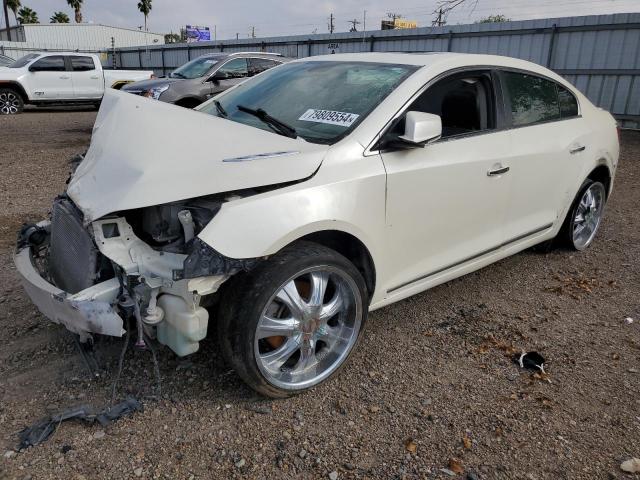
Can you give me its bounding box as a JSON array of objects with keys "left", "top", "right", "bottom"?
[{"left": 9, "top": 0, "right": 640, "bottom": 38}]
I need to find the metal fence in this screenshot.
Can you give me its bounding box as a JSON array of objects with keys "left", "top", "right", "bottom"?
[{"left": 108, "top": 13, "right": 640, "bottom": 128}]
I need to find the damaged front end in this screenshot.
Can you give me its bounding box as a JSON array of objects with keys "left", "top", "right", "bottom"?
[{"left": 14, "top": 192, "right": 255, "bottom": 357}]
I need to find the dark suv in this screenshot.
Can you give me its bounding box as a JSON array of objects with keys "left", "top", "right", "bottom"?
[{"left": 121, "top": 52, "right": 288, "bottom": 108}]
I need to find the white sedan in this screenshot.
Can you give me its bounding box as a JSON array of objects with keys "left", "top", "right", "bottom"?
[{"left": 14, "top": 52, "right": 618, "bottom": 398}]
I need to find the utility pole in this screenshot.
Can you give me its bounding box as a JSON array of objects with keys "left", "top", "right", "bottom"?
[
  {"left": 348, "top": 18, "right": 360, "bottom": 32},
  {"left": 328, "top": 13, "right": 335, "bottom": 34},
  {"left": 214, "top": 25, "right": 217, "bottom": 41},
  {"left": 432, "top": 8, "right": 446, "bottom": 27},
  {"left": 236, "top": 32, "right": 239, "bottom": 40},
  {"left": 250, "top": 25, "right": 256, "bottom": 38},
  {"left": 362, "top": 10, "right": 366, "bottom": 44},
  {"left": 111, "top": 36, "right": 117, "bottom": 69}
]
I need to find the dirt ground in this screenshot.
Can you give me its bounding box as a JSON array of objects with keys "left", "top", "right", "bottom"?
[{"left": 0, "top": 110, "right": 638, "bottom": 480}]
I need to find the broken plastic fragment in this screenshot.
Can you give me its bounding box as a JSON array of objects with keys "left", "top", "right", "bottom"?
[
  {"left": 17, "top": 397, "right": 142, "bottom": 449},
  {"left": 513, "top": 351, "right": 546, "bottom": 374}
]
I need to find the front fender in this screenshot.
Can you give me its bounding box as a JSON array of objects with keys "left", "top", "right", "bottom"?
[
  {"left": 198, "top": 177, "right": 385, "bottom": 261},
  {"left": 196, "top": 141, "right": 388, "bottom": 266}
]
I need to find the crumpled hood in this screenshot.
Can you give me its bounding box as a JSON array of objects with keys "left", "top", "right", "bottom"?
[{"left": 68, "top": 89, "right": 327, "bottom": 222}]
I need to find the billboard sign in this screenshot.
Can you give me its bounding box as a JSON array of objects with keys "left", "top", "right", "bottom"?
[
  {"left": 394, "top": 19, "right": 417, "bottom": 29},
  {"left": 186, "top": 25, "right": 211, "bottom": 43}
]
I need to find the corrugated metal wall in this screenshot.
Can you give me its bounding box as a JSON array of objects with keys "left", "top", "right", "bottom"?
[
  {"left": 0, "top": 26, "right": 26, "bottom": 42},
  {"left": 21, "top": 24, "right": 165, "bottom": 50},
  {"left": 0, "top": 24, "right": 164, "bottom": 59},
  {"left": 109, "top": 13, "right": 640, "bottom": 129}
]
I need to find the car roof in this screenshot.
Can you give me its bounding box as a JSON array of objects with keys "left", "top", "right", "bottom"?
[
  {"left": 304, "top": 52, "right": 542, "bottom": 68},
  {"left": 34, "top": 52, "right": 97, "bottom": 57},
  {"left": 295, "top": 52, "right": 560, "bottom": 80},
  {"left": 199, "top": 52, "right": 284, "bottom": 59}
]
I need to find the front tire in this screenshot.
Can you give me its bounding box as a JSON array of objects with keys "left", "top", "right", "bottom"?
[
  {"left": 0, "top": 88, "right": 24, "bottom": 115},
  {"left": 217, "top": 241, "right": 368, "bottom": 398}
]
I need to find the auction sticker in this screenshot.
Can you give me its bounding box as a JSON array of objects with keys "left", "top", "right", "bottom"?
[{"left": 299, "top": 109, "right": 359, "bottom": 127}]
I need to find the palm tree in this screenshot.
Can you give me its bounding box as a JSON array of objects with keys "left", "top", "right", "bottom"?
[
  {"left": 137, "top": 0, "right": 152, "bottom": 32},
  {"left": 50, "top": 11, "right": 69, "bottom": 23},
  {"left": 7, "top": 0, "right": 20, "bottom": 26},
  {"left": 2, "top": 0, "right": 11, "bottom": 39},
  {"left": 17, "top": 6, "right": 37, "bottom": 24},
  {"left": 66, "top": 0, "right": 82, "bottom": 23}
]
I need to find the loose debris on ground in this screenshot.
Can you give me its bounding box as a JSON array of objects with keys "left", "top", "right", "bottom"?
[{"left": 1, "top": 112, "right": 639, "bottom": 479}]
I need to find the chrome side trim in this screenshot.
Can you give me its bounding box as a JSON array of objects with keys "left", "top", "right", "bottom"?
[
  {"left": 387, "top": 223, "right": 554, "bottom": 294},
  {"left": 222, "top": 150, "right": 300, "bottom": 163}
]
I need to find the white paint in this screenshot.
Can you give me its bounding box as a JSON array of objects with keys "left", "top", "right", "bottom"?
[
  {"left": 68, "top": 89, "right": 328, "bottom": 222},
  {"left": 194, "top": 53, "right": 619, "bottom": 307},
  {"left": 19, "top": 52, "right": 619, "bottom": 341}
]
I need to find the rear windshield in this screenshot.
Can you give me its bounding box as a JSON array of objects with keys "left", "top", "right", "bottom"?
[
  {"left": 8, "top": 53, "right": 40, "bottom": 68},
  {"left": 199, "top": 61, "right": 418, "bottom": 144},
  {"left": 170, "top": 55, "right": 225, "bottom": 79}
]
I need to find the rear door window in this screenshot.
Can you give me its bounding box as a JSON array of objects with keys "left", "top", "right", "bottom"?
[
  {"left": 217, "top": 58, "right": 249, "bottom": 78},
  {"left": 558, "top": 85, "right": 579, "bottom": 118},
  {"left": 248, "top": 58, "right": 281, "bottom": 76},
  {"left": 70, "top": 56, "right": 96, "bottom": 71},
  {"left": 503, "top": 71, "right": 561, "bottom": 126},
  {"left": 31, "top": 55, "right": 66, "bottom": 72}
]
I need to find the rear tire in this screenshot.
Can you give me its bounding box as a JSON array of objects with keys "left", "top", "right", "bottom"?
[
  {"left": 560, "top": 179, "right": 607, "bottom": 251},
  {"left": 216, "top": 241, "right": 368, "bottom": 398},
  {"left": 0, "top": 88, "right": 24, "bottom": 115}
]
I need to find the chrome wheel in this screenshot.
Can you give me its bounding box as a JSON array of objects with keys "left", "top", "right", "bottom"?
[
  {"left": 572, "top": 182, "right": 605, "bottom": 250},
  {"left": 0, "top": 91, "right": 21, "bottom": 114},
  {"left": 254, "top": 266, "right": 362, "bottom": 391}
]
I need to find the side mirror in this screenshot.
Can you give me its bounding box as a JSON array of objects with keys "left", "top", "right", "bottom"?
[
  {"left": 210, "top": 71, "right": 228, "bottom": 82},
  {"left": 28, "top": 64, "right": 44, "bottom": 72},
  {"left": 398, "top": 111, "right": 442, "bottom": 146}
]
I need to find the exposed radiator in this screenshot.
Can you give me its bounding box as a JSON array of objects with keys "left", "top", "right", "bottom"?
[{"left": 49, "top": 197, "right": 100, "bottom": 294}]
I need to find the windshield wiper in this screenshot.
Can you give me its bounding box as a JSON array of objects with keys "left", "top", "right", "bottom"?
[
  {"left": 214, "top": 100, "right": 227, "bottom": 117},
  {"left": 237, "top": 105, "right": 297, "bottom": 139}
]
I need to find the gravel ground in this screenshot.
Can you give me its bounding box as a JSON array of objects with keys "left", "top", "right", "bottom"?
[{"left": 0, "top": 110, "right": 639, "bottom": 480}]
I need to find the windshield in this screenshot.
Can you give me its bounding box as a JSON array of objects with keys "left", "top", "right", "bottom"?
[
  {"left": 8, "top": 53, "right": 40, "bottom": 68},
  {"left": 199, "top": 61, "right": 418, "bottom": 144},
  {"left": 170, "top": 55, "right": 224, "bottom": 79}
]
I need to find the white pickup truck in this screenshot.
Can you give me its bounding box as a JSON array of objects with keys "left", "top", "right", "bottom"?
[{"left": 0, "top": 52, "right": 154, "bottom": 114}]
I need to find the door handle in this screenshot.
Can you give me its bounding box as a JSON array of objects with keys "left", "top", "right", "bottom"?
[
  {"left": 570, "top": 145, "right": 586, "bottom": 154},
  {"left": 90, "top": 75, "right": 100, "bottom": 79},
  {"left": 59, "top": 75, "right": 70, "bottom": 80},
  {"left": 487, "top": 165, "right": 510, "bottom": 176}
]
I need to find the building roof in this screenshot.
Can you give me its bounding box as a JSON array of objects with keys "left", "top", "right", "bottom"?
[{"left": 19, "top": 23, "right": 165, "bottom": 36}]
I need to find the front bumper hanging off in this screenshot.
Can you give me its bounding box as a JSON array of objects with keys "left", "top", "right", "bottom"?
[
  {"left": 14, "top": 216, "right": 229, "bottom": 356},
  {"left": 14, "top": 243, "right": 125, "bottom": 338}
]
